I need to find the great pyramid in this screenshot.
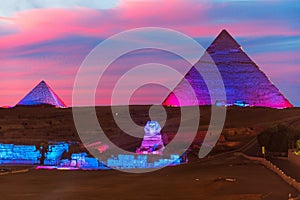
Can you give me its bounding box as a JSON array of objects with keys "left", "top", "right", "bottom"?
[
  {"left": 163, "top": 29, "right": 292, "bottom": 109},
  {"left": 16, "top": 80, "right": 67, "bottom": 108}
]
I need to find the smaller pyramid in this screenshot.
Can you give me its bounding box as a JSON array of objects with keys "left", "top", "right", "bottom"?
[{"left": 16, "top": 80, "right": 66, "bottom": 108}]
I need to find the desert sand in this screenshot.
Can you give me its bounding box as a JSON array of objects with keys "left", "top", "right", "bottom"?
[
  {"left": 0, "top": 155, "right": 298, "bottom": 200},
  {"left": 1, "top": 106, "right": 300, "bottom": 199}
]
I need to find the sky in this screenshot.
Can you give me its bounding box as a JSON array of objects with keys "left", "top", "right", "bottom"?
[{"left": 0, "top": 0, "right": 299, "bottom": 106}]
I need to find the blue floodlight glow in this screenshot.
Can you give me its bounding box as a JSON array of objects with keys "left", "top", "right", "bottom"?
[
  {"left": 0, "top": 143, "right": 41, "bottom": 164},
  {"left": 1, "top": 142, "right": 186, "bottom": 170},
  {"left": 233, "top": 100, "right": 250, "bottom": 107},
  {"left": 105, "top": 154, "right": 183, "bottom": 169},
  {"left": 44, "top": 142, "right": 69, "bottom": 165}
]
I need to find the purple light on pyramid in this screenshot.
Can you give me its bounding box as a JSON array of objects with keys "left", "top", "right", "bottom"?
[
  {"left": 16, "top": 80, "right": 67, "bottom": 108},
  {"left": 163, "top": 29, "right": 293, "bottom": 109}
]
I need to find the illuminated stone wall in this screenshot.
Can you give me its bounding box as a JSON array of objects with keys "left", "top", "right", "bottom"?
[
  {"left": 106, "top": 154, "right": 181, "bottom": 169},
  {"left": 0, "top": 143, "right": 41, "bottom": 164},
  {"left": 44, "top": 142, "right": 69, "bottom": 165},
  {"left": 1, "top": 142, "right": 184, "bottom": 170}
]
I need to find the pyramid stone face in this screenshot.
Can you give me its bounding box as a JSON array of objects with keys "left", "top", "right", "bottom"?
[
  {"left": 163, "top": 30, "right": 292, "bottom": 109},
  {"left": 16, "top": 81, "right": 67, "bottom": 108}
]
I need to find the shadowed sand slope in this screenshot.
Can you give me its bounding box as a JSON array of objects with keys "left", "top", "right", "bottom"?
[{"left": 1, "top": 106, "right": 300, "bottom": 146}]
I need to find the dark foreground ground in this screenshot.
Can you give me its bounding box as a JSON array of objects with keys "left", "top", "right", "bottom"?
[
  {"left": 0, "top": 155, "right": 298, "bottom": 200},
  {"left": 2, "top": 106, "right": 300, "bottom": 199}
]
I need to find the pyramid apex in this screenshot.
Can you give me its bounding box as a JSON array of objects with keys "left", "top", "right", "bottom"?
[
  {"left": 220, "top": 29, "right": 230, "bottom": 35},
  {"left": 36, "top": 80, "right": 47, "bottom": 86},
  {"left": 218, "top": 29, "right": 234, "bottom": 39},
  {"left": 207, "top": 29, "right": 240, "bottom": 52}
]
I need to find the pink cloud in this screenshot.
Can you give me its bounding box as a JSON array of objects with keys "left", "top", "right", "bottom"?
[
  {"left": 0, "top": 0, "right": 299, "bottom": 50},
  {"left": 0, "top": 0, "right": 299, "bottom": 106}
]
